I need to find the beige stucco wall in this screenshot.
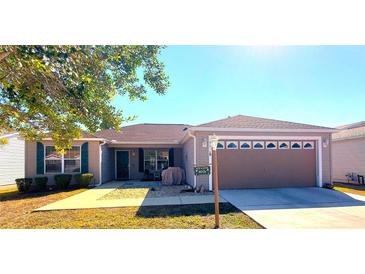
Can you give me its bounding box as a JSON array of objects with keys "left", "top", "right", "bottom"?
[
  {"left": 101, "top": 144, "right": 114, "bottom": 183},
  {"left": 191, "top": 131, "right": 332, "bottom": 189},
  {"left": 130, "top": 148, "right": 143, "bottom": 180},
  {"left": 182, "top": 138, "right": 195, "bottom": 187},
  {"left": 25, "top": 140, "right": 101, "bottom": 185},
  {"left": 332, "top": 137, "right": 365, "bottom": 182}
]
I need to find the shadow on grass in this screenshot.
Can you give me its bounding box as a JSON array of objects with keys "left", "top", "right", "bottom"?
[
  {"left": 136, "top": 203, "right": 240, "bottom": 218},
  {"left": 0, "top": 186, "right": 88, "bottom": 202}
]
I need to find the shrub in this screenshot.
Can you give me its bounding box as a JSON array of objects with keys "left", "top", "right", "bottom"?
[
  {"left": 141, "top": 169, "right": 154, "bottom": 181},
  {"left": 323, "top": 182, "right": 334, "bottom": 189},
  {"left": 74, "top": 173, "right": 94, "bottom": 188},
  {"left": 35, "top": 176, "right": 48, "bottom": 191},
  {"left": 15, "top": 178, "right": 33, "bottom": 193},
  {"left": 54, "top": 174, "right": 72, "bottom": 189}
]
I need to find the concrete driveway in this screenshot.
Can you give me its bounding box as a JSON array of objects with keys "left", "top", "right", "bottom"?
[{"left": 220, "top": 187, "right": 365, "bottom": 228}]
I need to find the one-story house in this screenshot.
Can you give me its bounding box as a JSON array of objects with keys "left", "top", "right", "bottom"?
[
  {"left": 24, "top": 115, "right": 337, "bottom": 190},
  {"left": 0, "top": 132, "right": 25, "bottom": 186},
  {"left": 332, "top": 121, "right": 365, "bottom": 183}
]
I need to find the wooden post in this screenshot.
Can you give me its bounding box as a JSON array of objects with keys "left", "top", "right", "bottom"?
[{"left": 213, "top": 149, "right": 220, "bottom": 228}]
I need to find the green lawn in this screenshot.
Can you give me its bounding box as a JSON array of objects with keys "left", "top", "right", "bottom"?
[
  {"left": 333, "top": 182, "right": 365, "bottom": 197},
  {"left": 0, "top": 185, "right": 262, "bottom": 229}
]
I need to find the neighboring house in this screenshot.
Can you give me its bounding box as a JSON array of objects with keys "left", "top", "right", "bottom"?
[
  {"left": 332, "top": 121, "right": 365, "bottom": 183},
  {"left": 24, "top": 115, "right": 336, "bottom": 189},
  {"left": 0, "top": 132, "right": 25, "bottom": 186}
]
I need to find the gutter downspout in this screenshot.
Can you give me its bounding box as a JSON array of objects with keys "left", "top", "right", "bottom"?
[
  {"left": 187, "top": 131, "right": 197, "bottom": 188},
  {"left": 96, "top": 141, "right": 107, "bottom": 187},
  {"left": 329, "top": 134, "right": 333, "bottom": 185}
]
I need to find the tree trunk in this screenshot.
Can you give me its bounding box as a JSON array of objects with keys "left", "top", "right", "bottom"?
[{"left": 0, "top": 52, "right": 10, "bottom": 61}]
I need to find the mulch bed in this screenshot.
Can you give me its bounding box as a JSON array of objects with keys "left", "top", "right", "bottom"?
[{"left": 99, "top": 184, "right": 212, "bottom": 200}]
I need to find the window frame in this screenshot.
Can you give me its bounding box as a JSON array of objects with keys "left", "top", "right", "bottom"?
[
  {"left": 303, "top": 141, "right": 314, "bottom": 150},
  {"left": 217, "top": 141, "right": 225, "bottom": 150},
  {"left": 253, "top": 141, "right": 265, "bottom": 150},
  {"left": 291, "top": 141, "right": 302, "bottom": 149},
  {"left": 143, "top": 149, "right": 169, "bottom": 172},
  {"left": 278, "top": 141, "right": 290, "bottom": 150},
  {"left": 63, "top": 146, "right": 82, "bottom": 173},
  {"left": 265, "top": 141, "right": 278, "bottom": 150},
  {"left": 226, "top": 141, "right": 238, "bottom": 150},
  {"left": 239, "top": 141, "right": 252, "bottom": 150},
  {"left": 44, "top": 145, "right": 81, "bottom": 174}
]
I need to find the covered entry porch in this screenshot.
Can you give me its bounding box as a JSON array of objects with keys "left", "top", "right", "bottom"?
[{"left": 100, "top": 144, "right": 184, "bottom": 183}]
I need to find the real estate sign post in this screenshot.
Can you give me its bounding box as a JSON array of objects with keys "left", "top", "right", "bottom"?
[
  {"left": 194, "top": 166, "right": 210, "bottom": 176},
  {"left": 210, "top": 135, "right": 220, "bottom": 229},
  {"left": 213, "top": 149, "right": 220, "bottom": 228}
]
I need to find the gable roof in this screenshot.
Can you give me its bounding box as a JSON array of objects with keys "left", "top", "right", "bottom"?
[
  {"left": 42, "top": 131, "right": 99, "bottom": 140},
  {"left": 336, "top": 121, "right": 365, "bottom": 130},
  {"left": 95, "top": 124, "right": 190, "bottom": 144},
  {"left": 194, "top": 115, "right": 335, "bottom": 130},
  {"left": 79, "top": 115, "right": 336, "bottom": 144},
  {"left": 333, "top": 121, "right": 365, "bottom": 141}
]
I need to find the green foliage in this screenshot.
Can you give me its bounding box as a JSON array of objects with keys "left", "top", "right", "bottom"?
[
  {"left": 34, "top": 176, "right": 48, "bottom": 191},
  {"left": 15, "top": 178, "right": 33, "bottom": 193},
  {"left": 142, "top": 170, "right": 154, "bottom": 181},
  {"left": 74, "top": 173, "right": 94, "bottom": 188},
  {"left": 323, "top": 183, "right": 334, "bottom": 189},
  {"left": 0, "top": 137, "right": 8, "bottom": 145},
  {"left": 54, "top": 174, "right": 72, "bottom": 189},
  {"left": 0, "top": 46, "right": 170, "bottom": 152}
]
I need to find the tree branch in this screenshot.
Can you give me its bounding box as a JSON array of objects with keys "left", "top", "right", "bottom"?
[{"left": 0, "top": 52, "right": 10, "bottom": 61}]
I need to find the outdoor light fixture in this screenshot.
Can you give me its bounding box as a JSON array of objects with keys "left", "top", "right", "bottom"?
[
  {"left": 202, "top": 138, "right": 208, "bottom": 148},
  {"left": 323, "top": 138, "right": 329, "bottom": 148},
  {"left": 210, "top": 135, "right": 219, "bottom": 151},
  {"left": 210, "top": 134, "right": 220, "bottom": 228}
]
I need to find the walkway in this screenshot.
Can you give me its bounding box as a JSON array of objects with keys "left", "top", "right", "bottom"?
[{"left": 36, "top": 181, "right": 226, "bottom": 211}]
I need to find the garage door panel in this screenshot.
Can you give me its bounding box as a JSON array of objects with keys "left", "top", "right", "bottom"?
[{"left": 217, "top": 144, "right": 316, "bottom": 189}]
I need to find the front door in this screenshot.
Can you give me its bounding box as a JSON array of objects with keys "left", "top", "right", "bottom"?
[{"left": 116, "top": 151, "right": 129, "bottom": 180}]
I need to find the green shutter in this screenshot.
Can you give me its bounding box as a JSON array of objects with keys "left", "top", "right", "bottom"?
[
  {"left": 81, "top": 142, "right": 89, "bottom": 173},
  {"left": 169, "top": 148, "right": 175, "bottom": 167},
  {"left": 36, "top": 142, "right": 44, "bottom": 174},
  {"left": 138, "top": 148, "right": 144, "bottom": 172}
]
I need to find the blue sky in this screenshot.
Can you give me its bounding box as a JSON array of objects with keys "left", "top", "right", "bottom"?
[{"left": 114, "top": 46, "right": 365, "bottom": 128}]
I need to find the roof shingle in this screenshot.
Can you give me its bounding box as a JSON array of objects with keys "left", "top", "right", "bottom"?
[
  {"left": 196, "top": 115, "right": 334, "bottom": 130},
  {"left": 333, "top": 121, "right": 365, "bottom": 141},
  {"left": 92, "top": 115, "right": 335, "bottom": 143},
  {"left": 336, "top": 121, "right": 365, "bottom": 130},
  {"left": 95, "top": 124, "right": 190, "bottom": 143}
]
